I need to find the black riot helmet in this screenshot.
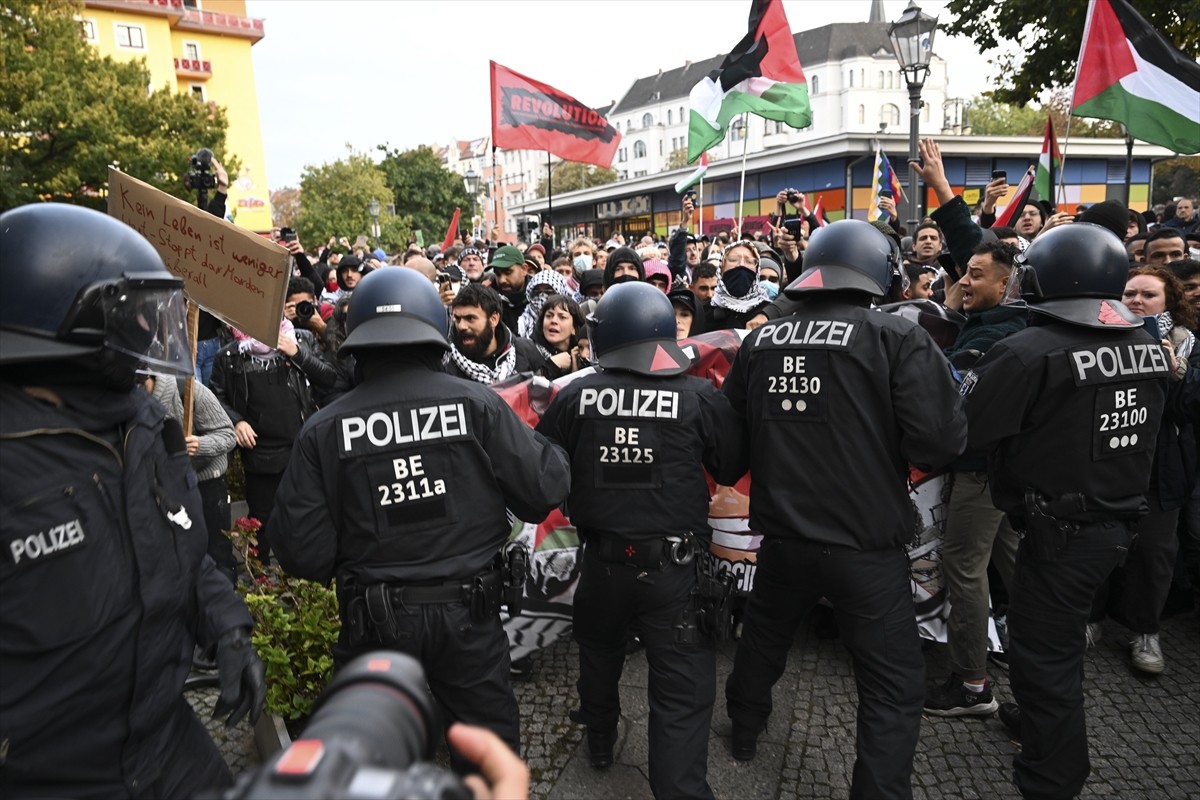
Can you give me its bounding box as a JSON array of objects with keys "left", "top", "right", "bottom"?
[
  {"left": 1001, "top": 222, "right": 1139, "bottom": 330},
  {"left": 0, "top": 203, "right": 192, "bottom": 376},
  {"left": 587, "top": 282, "right": 692, "bottom": 376},
  {"left": 784, "top": 219, "right": 897, "bottom": 299},
  {"left": 340, "top": 266, "right": 449, "bottom": 354}
]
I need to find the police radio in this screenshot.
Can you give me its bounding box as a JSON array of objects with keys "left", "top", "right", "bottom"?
[{"left": 221, "top": 652, "right": 470, "bottom": 800}]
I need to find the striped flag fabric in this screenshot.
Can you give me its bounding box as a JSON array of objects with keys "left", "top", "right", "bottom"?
[
  {"left": 993, "top": 166, "right": 1037, "bottom": 229},
  {"left": 1071, "top": 0, "right": 1200, "bottom": 154},
  {"left": 867, "top": 146, "right": 904, "bottom": 223},
  {"left": 440, "top": 207, "right": 461, "bottom": 252},
  {"left": 687, "top": 0, "right": 811, "bottom": 163},
  {"left": 1033, "top": 116, "right": 1060, "bottom": 206}
]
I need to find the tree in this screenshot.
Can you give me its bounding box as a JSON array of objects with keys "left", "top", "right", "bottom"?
[
  {"left": 966, "top": 91, "right": 1120, "bottom": 138},
  {"left": 294, "top": 150, "right": 410, "bottom": 252},
  {"left": 271, "top": 187, "right": 301, "bottom": 229},
  {"left": 536, "top": 162, "right": 619, "bottom": 197},
  {"left": 1153, "top": 158, "right": 1200, "bottom": 206},
  {"left": 1, "top": 0, "right": 237, "bottom": 211},
  {"left": 944, "top": 0, "right": 1200, "bottom": 107},
  {"left": 376, "top": 145, "right": 472, "bottom": 245},
  {"left": 665, "top": 148, "right": 691, "bottom": 171}
]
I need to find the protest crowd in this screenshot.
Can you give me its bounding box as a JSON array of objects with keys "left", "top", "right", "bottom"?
[
  {"left": 3, "top": 137, "right": 1198, "bottom": 799},
  {"left": 3, "top": 0, "right": 1200, "bottom": 796}
]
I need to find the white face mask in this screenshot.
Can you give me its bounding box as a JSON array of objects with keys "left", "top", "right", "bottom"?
[{"left": 573, "top": 254, "right": 593, "bottom": 272}]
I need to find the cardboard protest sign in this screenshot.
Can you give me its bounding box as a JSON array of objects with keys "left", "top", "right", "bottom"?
[{"left": 107, "top": 167, "right": 290, "bottom": 344}]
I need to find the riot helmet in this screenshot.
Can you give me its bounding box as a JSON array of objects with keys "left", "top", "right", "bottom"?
[
  {"left": 784, "top": 219, "right": 897, "bottom": 299},
  {"left": 1001, "top": 222, "right": 1139, "bottom": 329},
  {"left": 340, "top": 266, "right": 449, "bottom": 354},
  {"left": 588, "top": 282, "right": 692, "bottom": 376},
  {"left": 0, "top": 203, "right": 192, "bottom": 377}
]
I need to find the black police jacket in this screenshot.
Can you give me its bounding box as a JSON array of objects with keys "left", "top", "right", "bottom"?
[
  {"left": 536, "top": 370, "right": 748, "bottom": 537},
  {"left": 723, "top": 297, "right": 968, "bottom": 549},
  {"left": 0, "top": 383, "right": 252, "bottom": 795},
  {"left": 269, "top": 360, "right": 571, "bottom": 585},
  {"left": 963, "top": 318, "right": 1171, "bottom": 519}
]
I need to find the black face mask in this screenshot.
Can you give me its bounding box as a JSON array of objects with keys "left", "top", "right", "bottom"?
[
  {"left": 723, "top": 266, "right": 757, "bottom": 298},
  {"left": 610, "top": 274, "right": 639, "bottom": 286}
]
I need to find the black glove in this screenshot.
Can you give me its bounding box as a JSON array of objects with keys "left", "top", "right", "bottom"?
[{"left": 212, "top": 627, "right": 266, "bottom": 728}]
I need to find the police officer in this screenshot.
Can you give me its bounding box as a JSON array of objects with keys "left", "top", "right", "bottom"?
[
  {"left": 535, "top": 282, "right": 747, "bottom": 800},
  {"left": 0, "top": 204, "right": 266, "bottom": 798},
  {"left": 267, "top": 266, "right": 570, "bottom": 765},
  {"left": 723, "top": 220, "right": 967, "bottom": 799},
  {"left": 959, "top": 223, "right": 1172, "bottom": 800}
]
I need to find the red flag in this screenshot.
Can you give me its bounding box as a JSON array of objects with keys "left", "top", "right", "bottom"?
[
  {"left": 993, "top": 166, "right": 1037, "bottom": 229},
  {"left": 440, "top": 207, "right": 461, "bottom": 252},
  {"left": 490, "top": 61, "right": 621, "bottom": 169}
]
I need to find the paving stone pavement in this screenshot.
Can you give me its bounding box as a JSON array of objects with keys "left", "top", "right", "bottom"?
[{"left": 195, "top": 610, "right": 1197, "bottom": 799}]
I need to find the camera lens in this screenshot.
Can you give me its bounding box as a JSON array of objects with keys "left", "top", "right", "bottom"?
[
  {"left": 295, "top": 300, "right": 315, "bottom": 320},
  {"left": 301, "top": 651, "right": 436, "bottom": 767}
]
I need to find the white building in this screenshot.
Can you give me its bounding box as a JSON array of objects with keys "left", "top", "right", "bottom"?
[{"left": 442, "top": 3, "right": 962, "bottom": 241}]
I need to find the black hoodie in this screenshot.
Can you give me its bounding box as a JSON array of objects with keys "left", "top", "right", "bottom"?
[{"left": 603, "top": 246, "right": 645, "bottom": 287}]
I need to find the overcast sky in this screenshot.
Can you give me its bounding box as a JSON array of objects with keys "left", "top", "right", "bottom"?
[{"left": 247, "top": 0, "right": 1004, "bottom": 189}]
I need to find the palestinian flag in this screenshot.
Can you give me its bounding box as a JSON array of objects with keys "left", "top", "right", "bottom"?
[
  {"left": 1071, "top": 0, "right": 1200, "bottom": 154},
  {"left": 993, "top": 166, "right": 1037, "bottom": 229},
  {"left": 688, "top": 0, "right": 811, "bottom": 163},
  {"left": 1033, "top": 116, "right": 1060, "bottom": 206}
]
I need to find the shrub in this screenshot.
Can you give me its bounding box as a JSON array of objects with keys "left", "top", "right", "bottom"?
[{"left": 226, "top": 517, "right": 340, "bottom": 721}]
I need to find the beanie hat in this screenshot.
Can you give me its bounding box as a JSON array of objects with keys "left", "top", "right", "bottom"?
[{"left": 1077, "top": 199, "right": 1128, "bottom": 241}]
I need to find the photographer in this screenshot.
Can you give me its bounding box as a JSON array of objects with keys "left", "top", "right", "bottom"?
[{"left": 283, "top": 277, "right": 328, "bottom": 340}]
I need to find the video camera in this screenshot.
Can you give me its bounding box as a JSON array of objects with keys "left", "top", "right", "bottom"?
[
  {"left": 222, "top": 652, "right": 470, "bottom": 800},
  {"left": 184, "top": 148, "right": 219, "bottom": 191}
]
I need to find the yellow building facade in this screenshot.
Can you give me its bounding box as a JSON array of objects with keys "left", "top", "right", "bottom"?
[{"left": 81, "top": 0, "right": 273, "bottom": 231}]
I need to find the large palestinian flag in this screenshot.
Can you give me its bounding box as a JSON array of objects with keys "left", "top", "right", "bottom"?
[
  {"left": 1071, "top": 0, "right": 1200, "bottom": 154},
  {"left": 687, "top": 0, "right": 811, "bottom": 162}
]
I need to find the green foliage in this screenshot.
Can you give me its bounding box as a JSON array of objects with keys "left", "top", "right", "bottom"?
[
  {"left": 376, "top": 145, "right": 473, "bottom": 246},
  {"left": 0, "top": 0, "right": 237, "bottom": 211},
  {"left": 1153, "top": 158, "right": 1200, "bottom": 205},
  {"left": 536, "top": 161, "right": 619, "bottom": 197},
  {"left": 227, "top": 517, "right": 340, "bottom": 720},
  {"left": 966, "top": 91, "right": 1120, "bottom": 137},
  {"left": 665, "top": 148, "right": 690, "bottom": 171},
  {"left": 945, "top": 0, "right": 1200, "bottom": 107},
  {"left": 294, "top": 149, "right": 411, "bottom": 252}
]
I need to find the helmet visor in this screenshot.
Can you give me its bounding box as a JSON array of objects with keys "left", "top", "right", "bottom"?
[
  {"left": 79, "top": 274, "right": 193, "bottom": 376},
  {"left": 1001, "top": 263, "right": 1036, "bottom": 308}
]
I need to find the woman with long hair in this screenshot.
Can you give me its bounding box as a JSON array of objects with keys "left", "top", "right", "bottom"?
[{"left": 1089, "top": 266, "right": 1197, "bottom": 674}]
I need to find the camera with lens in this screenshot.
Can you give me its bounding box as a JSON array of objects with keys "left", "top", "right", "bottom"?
[
  {"left": 294, "top": 300, "right": 316, "bottom": 322},
  {"left": 785, "top": 189, "right": 803, "bottom": 205},
  {"left": 435, "top": 272, "right": 452, "bottom": 285},
  {"left": 184, "top": 148, "right": 218, "bottom": 191},
  {"left": 222, "top": 651, "right": 470, "bottom": 800}
]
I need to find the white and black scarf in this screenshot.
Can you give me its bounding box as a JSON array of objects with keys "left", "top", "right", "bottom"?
[{"left": 448, "top": 340, "right": 517, "bottom": 385}]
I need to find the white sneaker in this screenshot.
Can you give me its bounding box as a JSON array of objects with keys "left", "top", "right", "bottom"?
[
  {"left": 1130, "top": 633, "right": 1164, "bottom": 674},
  {"left": 1085, "top": 621, "right": 1103, "bottom": 649}
]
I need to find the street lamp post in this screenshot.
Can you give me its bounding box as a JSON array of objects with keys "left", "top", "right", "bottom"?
[
  {"left": 889, "top": 0, "right": 939, "bottom": 232},
  {"left": 367, "top": 196, "right": 381, "bottom": 248},
  {"left": 463, "top": 167, "right": 481, "bottom": 241}
]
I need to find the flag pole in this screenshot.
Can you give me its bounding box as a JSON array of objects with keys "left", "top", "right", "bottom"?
[
  {"left": 699, "top": 171, "right": 705, "bottom": 237},
  {"left": 546, "top": 150, "right": 553, "bottom": 231},
  {"left": 1123, "top": 128, "right": 1133, "bottom": 207},
  {"left": 1059, "top": 0, "right": 1095, "bottom": 210},
  {"left": 491, "top": 144, "right": 499, "bottom": 240},
  {"left": 737, "top": 113, "right": 750, "bottom": 238}
]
